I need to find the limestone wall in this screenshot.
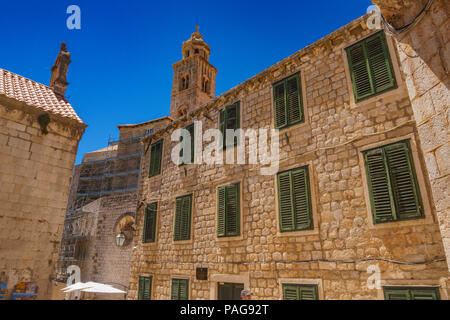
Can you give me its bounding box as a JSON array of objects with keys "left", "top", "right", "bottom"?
[
  {"left": 87, "top": 193, "right": 137, "bottom": 293},
  {"left": 372, "top": 0, "right": 450, "bottom": 275},
  {"left": 0, "top": 97, "right": 84, "bottom": 299},
  {"left": 128, "top": 17, "right": 449, "bottom": 300}
]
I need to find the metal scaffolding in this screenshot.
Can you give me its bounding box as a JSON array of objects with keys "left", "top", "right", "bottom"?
[{"left": 67, "top": 132, "right": 146, "bottom": 216}]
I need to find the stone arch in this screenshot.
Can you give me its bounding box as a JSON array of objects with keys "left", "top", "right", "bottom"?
[
  {"left": 112, "top": 213, "right": 136, "bottom": 248},
  {"left": 202, "top": 76, "right": 210, "bottom": 94},
  {"left": 179, "top": 74, "right": 190, "bottom": 91}
]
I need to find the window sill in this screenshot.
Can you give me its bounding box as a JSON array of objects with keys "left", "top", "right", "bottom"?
[
  {"left": 349, "top": 85, "right": 407, "bottom": 111},
  {"left": 275, "top": 120, "right": 306, "bottom": 132},
  {"left": 215, "top": 234, "right": 243, "bottom": 243},
  {"left": 172, "top": 239, "right": 194, "bottom": 245},
  {"left": 368, "top": 215, "right": 432, "bottom": 230},
  {"left": 276, "top": 228, "right": 318, "bottom": 238}
]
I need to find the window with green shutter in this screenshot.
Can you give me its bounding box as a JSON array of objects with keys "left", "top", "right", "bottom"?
[
  {"left": 363, "top": 140, "right": 423, "bottom": 224},
  {"left": 277, "top": 166, "right": 313, "bottom": 232},
  {"left": 174, "top": 194, "right": 192, "bottom": 241},
  {"left": 219, "top": 101, "right": 240, "bottom": 149},
  {"left": 217, "top": 183, "right": 240, "bottom": 237},
  {"left": 217, "top": 282, "right": 244, "bottom": 300},
  {"left": 138, "top": 276, "right": 152, "bottom": 300},
  {"left": 346, "top": 31, "right": 397, "bottom": 102},
  {"left": 149, "top": 139, "right": 163, "bottom": 177},
  {"left": 383, "top": 287, "right": 440, "bottom": 300},
  {"left": 179, "top": 123, "right": 195, "bottom": 165},
  {"left": 171, "top": 279, "right": 189, "bottom": 300},
  {"left": 272, "top": 73, "right": 303, "bottom": 129},
  {"left": 142, "top": 203, "right": 157, "bottom": 243},
  {"left": 282, "top": 284, "right": 318, "bottom": 300}
]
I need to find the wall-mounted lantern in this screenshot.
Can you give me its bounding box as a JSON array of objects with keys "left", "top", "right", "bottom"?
[{"left": 115, "top": 232, "right": 126, "bottom": 247}]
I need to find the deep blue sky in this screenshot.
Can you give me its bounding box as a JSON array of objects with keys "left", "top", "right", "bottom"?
[{"left": 0, "top": 0, "right": 372, "bottom": 164}]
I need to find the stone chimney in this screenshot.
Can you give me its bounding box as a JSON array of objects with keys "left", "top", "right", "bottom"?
[{"left": 50, "top": 42, "right": 71, "bottom": 97}]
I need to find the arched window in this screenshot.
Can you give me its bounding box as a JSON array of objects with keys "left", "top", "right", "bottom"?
[
  {"left": 180, "top": 75, "right": 190, "bottom": 91},
  {"left": 180, "top": 77, "right": 185, "bottom": 91},
  {"left": 202, "top": 77, "right": 210, "bottom": 94}
]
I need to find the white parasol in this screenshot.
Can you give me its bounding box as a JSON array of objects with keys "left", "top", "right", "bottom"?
[
  {"left": 81, "top": 284, "right": 126, "bottom": 294},
  {"left": 62, "top": 282, "right": 125, "bottom": 294},
  {"left": 63, "top": 281, "right": 100, "bottom": 292}
]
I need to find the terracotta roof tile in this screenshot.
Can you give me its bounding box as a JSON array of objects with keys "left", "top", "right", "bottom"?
[{"left": 0, "top": 68, "right": 84, "bottom": 124}]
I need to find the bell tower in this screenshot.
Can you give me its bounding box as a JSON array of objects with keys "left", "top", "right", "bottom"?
[{"left": 170, "top": 27, "right": 217, "bottom": 119}]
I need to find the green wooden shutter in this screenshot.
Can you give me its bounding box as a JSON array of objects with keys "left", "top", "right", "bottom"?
[
  {"left": 234, "top": 102, "right": 240, "bottom": 130},
  {"left": 143, "top": 203, "right": 157, "bottom": 243},
  {"left": 174, "top": 195, "right": 192, "bottom": 241},
  {"left": 286, "top": 74, "right": 302, "bottom": 125},
  {"left": 364, "top": 140, "right": 422, "bottom": 224},
  {"left": 225, "top": 183, "right": 240, "bottom": 236},
  {"left": 348, "top": 42, "right": 374, "bottom": 101},
  {"left": 299, "top": 285, "right": 318, "bottom": 300},
  {"left": 385, "top": 141, "right": 422, "bottom": 220},
  {"left": 149, "top": 143, "right": 156, "bottom": 177},
  {"left": 410, "top": 288, "right": 440, "bottom": 300},
  {"left": 171, "top": 279, "right": 189, "bottom": 300},
  {"left": 283, "top": 284, "right": 318, "bottom": 300},
  {"left": 282, "top": 284, "right": 299, "bottom": 300},
  {"left": 278, "top": 171, "right": 294, "bottom": 232},
  {"left": 171, "top": 279, "right": 179, "bottom": 300},
  {"left": 174, "top": 197, "right": 183, "bottom": 241},
  {"left": 366, "top": 33, "right": 396, "bottom": 94},
  {"left": 180, "top": 124, "right": 194, "bottom": 165},
  {"left": 181, "top": 195, "right": 192, "bottom": 240},
  {"left": 217, "top": 183, "right": 240, "bottom": 237},
  {"left": 226, "top": 103, "right": 237, "bottom": 131},
  {"left": 138, "top": 276, "right": 152, "bottom": 300},
  {"left": 273, "top": 82, "right": 287, "bottom": 129},
  {"left": 278, "top": 167, "right": 313, "bottom": 232},
  {"left": 179, "top": 279, "right": 188, "bottom": 300},
  {"left": 217, "top": 187, "right": 226, "bottom": 237},
  {"left": 291, "top": 168, "right": 312, "bottom": 230},
  {"left": 364, "top": 148, "right": 396, "bottom": 223},
  {"left": 384, "top": 288, "right": 410, "bottom": 300},
  {"left": 384, "top": 287, "right": 440, "bottom": 300},
  {"left": 220, "top": 102, "right": 240, "bottom": 149},
  {"left": 189, "top": 124, "right": 195, "bottom": 164},
  {"left": 154, "top": 141, "right": 162, "bottom": 175},
  {"left": 347, "top": 32, "right": 396, "bottom": 102},
  {"left": 149, "top": 140, "right": 163, "bottom": 177},
  {"left": 219, "top": 109, "right": 225, "bottom": 149}
]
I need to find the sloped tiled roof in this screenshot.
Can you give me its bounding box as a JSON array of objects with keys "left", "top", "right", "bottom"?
[{"left": 0, "top": 68, "right": 84, "bottom": 124}]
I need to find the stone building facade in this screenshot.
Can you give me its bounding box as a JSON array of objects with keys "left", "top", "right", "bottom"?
[
  {"left": 371, "top": 0, "right": 449, "bottom": 275},
  {"left": 57, "top": 118, "right": 170, "bottom": 298},
  {"left": 0, "top": 43, "right": 86, "bottom": 299},
  {"left": 128, "top": 14, "right": 449, "bottom": 300}
]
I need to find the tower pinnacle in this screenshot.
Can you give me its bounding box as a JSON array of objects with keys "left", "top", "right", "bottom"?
[{"left": 170, "top": 29, "right": 217, "bottom": 119}]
